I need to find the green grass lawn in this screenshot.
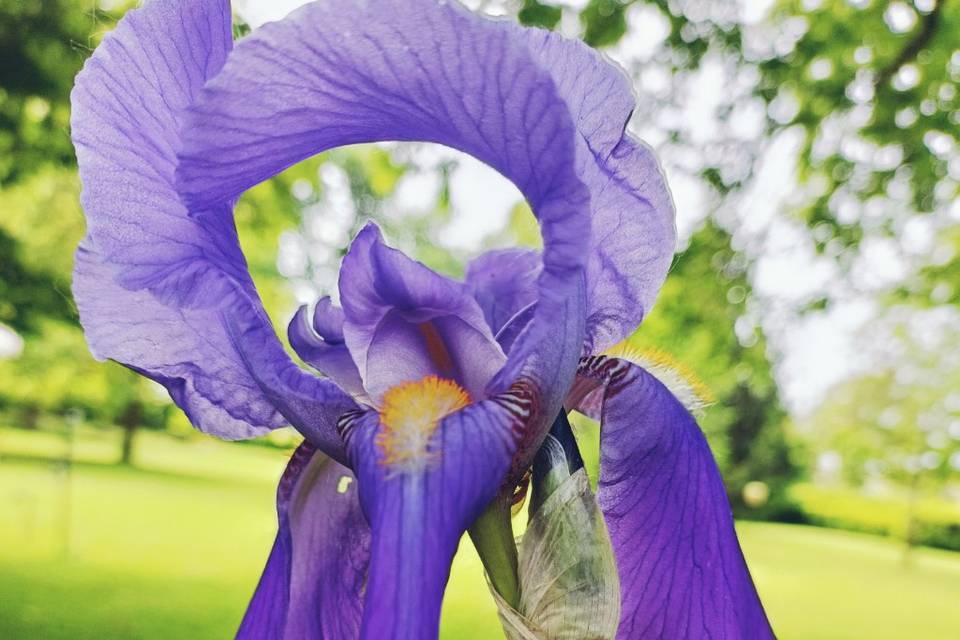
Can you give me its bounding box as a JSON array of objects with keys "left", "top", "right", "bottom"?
[{"left": 1, "top": 427, "right": 959, "bottom": 639}]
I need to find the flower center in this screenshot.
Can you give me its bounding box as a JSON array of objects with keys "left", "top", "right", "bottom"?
[{"left": 377, "top": 375, "right": 471, "bottom": 472}]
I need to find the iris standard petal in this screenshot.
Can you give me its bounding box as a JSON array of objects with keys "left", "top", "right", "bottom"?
[
  {"left": 341, "top": 382, "right": 533, "bottom": 640},
  {"left": 465, "top": 248, "right": 541, "bottom": 338},
  {"left": 176, "top": 0, "right": 591, "bottom": 449},
  {"left": 238, "top": 443, "right": 369, "bottom": 640},
  {"left": 288, "top": 301, "right": 366, "bottom": 399},
  {"left": 71, "top": 0, "right": 353, "bottom": 440},
  {"left": 523, "top": 32, "right": 677, "bottom": 353},
  {"left": 569, "top": 356, "right": 774, "bottom": 639},
  {"left": 338, "top": 224, "right": 505, "bottom": 403}
]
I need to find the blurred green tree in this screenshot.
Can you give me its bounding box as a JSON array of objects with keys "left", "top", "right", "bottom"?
[
  {"left": 0, "top": 2, "right": 316, "bottom": 461},
  {"left": 0, "top": 168, "right": 167, "bottom": 462},
  {"left": 804, "top": 326, "right": 960, "bottom": 547},
  {"left": 758, "top": 0, "right": 958, "bottom": 241},
  {"left": 0, "top": 0, "right": 117, "bottom": 184},
  {"left": 521, "top": 0, "right": 958, "bottom": 509}
]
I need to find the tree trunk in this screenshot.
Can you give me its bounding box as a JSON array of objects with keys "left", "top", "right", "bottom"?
[
  {"left": 22, "top": 405, "right": 40, "bottom": 430},
  {"left": 903, "top": 472, "right": 920, "bottom": 567},
  {"left": 118, "top": 401, "right": 142, "bottom": 466}
]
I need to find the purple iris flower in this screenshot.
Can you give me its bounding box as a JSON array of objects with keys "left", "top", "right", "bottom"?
[{"left": 70, "top": 0, "right": 773, "bottom": 638}]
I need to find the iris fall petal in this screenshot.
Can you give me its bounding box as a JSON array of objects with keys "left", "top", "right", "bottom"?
[
  {"left": 238, "top": 442, "right": 370, "bottom": 639},
  {"left": 569, "top": 356, "right": 774, "bottom": 639}
]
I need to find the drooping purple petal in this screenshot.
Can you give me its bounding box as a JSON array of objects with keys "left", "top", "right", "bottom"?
[
  {"left": 176, "top": 0, "right": 591, "bottom": 453},
  {"left": 288, "top": 300, "right": 366, "bottom": 400},
  {"left": 71, "top": 0, "right": 356, "bottom": 442},
  {"left": 338, "top": 224, "right": 505, "bottom": 403},
  {"left": 238, "top": 443, "right": 369, "bottom": 640},
  {"left": 74, "top": 244, "right": 280, "bottom": 438},
  {"left": 465, "top": 248, "right": 541, "bottom": 338},
  {"left": 341, "top": 385, "right": 533, "bottom": 640},
  {"left": 569, "top": 356, "right": 774, "bottom": 639}
]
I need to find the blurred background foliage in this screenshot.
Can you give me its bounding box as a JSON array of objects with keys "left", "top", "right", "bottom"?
[{"left": 1, "top": 0, "right": 959, "bottom": 638}]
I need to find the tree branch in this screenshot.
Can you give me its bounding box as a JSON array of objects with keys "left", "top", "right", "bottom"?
[{"left": 874, "top": 0, "right": 946, "bottom": 88}]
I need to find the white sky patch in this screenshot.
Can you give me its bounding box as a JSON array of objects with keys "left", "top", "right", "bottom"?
[
  {"left": 440, "top": 154, "right": 524, "bottom": 251},
  {"left": 233, "top": 0, "right": 311, "bottom": 27},
  {"left": 738, "top": 128, "right": 802, "bottom": 236},
  {"left": 736, "top": 129, "right": 861, "bottom": 412},
  {"left": 381, "top": 144, "right": 524, "bottom": 252},
  {"left": 775, "top": 298, "right": 875, "bottom": 416},
  {"left": 752, "top": 224, "right": 837, "bottom": 303},
  {"left": 609, "top": 4, "right": 671, "bottom": 65},
  {"left": 664, "top": 167, "right": 710, "bottom": 244},
  {"left": 741, "top": 0, "right": 778, "bottom": 24},
  {"left": 390, "top": 170, "right": 444, "bottom": 219},
  {"left": 0, "top": 324, "right": 24, "bottom": 360},
  {"left": 684, "top": 58, "right": 726, "bottom": 145},
  {"left": 852, "top": 237, "right": 908, "bottom": 290}
]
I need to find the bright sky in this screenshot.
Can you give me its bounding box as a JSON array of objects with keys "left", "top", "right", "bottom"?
[
  {"left": 0, "top": 324, "right": 24, "bottom": 360},
  {"left": 235, "top": 0, "right": 878, "bottom": 416}
]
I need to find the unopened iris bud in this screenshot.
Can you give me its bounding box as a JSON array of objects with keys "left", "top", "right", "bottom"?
[{"left": 489, "top": 417, "right": 620, "bottom": 640}]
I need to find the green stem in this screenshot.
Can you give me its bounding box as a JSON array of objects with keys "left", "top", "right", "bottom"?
[{"left": 469, "top": 493, "right": 520, "bottom": 608}]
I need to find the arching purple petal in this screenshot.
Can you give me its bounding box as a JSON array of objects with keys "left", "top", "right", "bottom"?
[
  {"left": 459, "top": 33, "right": 677, "bottom": 356},
  {"left": 569, "top": 356, "right": 774, "bottom": 639},
  {"left": 288, "top": 302, "right": 366, "bottom": 400},
  {"left": 341, "top": 384, "right": 533, "bottom": 640},
  {"left": 238, "top": 443, "right": 369, "bottom": 639},
  {"left": 524, "top": 32, "right": 677, "bottom": 353},
  {"left": 176, "top": 0, "right": 591, "bottom": 451},
  {"left": 338, "top": 224, "right": 505, "bottom": 403},
  {"left": 71, "top": 0, "right": 354, "bottom": 442},
  {"left": 465, "top": 248, "right": 541, "bottom": 338},
  {"left": 72, "top": 0, "right": 236, "bottom": 301}
]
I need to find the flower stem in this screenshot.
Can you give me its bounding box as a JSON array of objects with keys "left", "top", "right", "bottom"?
[{"left": 469, "top": 493, "right": 520, "bottom": 608}]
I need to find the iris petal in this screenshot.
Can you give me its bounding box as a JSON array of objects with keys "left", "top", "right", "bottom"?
[
  {"left": 342, "top": 384, "right": 532, "bottom": 640},
  {"left": 569, "top": 356, "right": 774, "bottom": 639},
  {"left": 238, "top": 443, "right": 369, "bottom": 639},
  {"left": 338, "top": 224, "right": 505, "bottom": 403},
  {"left": 288, "top": 301, "right": 367, "bottom": 400},
  {"left": 70, "top": 0, "right": 308, "bottom": 439},
  {"left": 465, "top": 248, "right": 541, "bottom": 339},
  {"left": 71, "top": 0, "right": 361, "bottom": 446},
  {"left": 176, "top": 0, "right": 591, "bottom": 448},
  {"left": 74, "top": 245, "right": 279, "bottom": 438},
  {"left": 226, "top": 302, "right": 359, "bottom": 465},
  {"left": 519, "top": 31, "right": 676, "bottom": 352},
  {"left": 460, "top": 30, "right": 678, "bottom": 355}
]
